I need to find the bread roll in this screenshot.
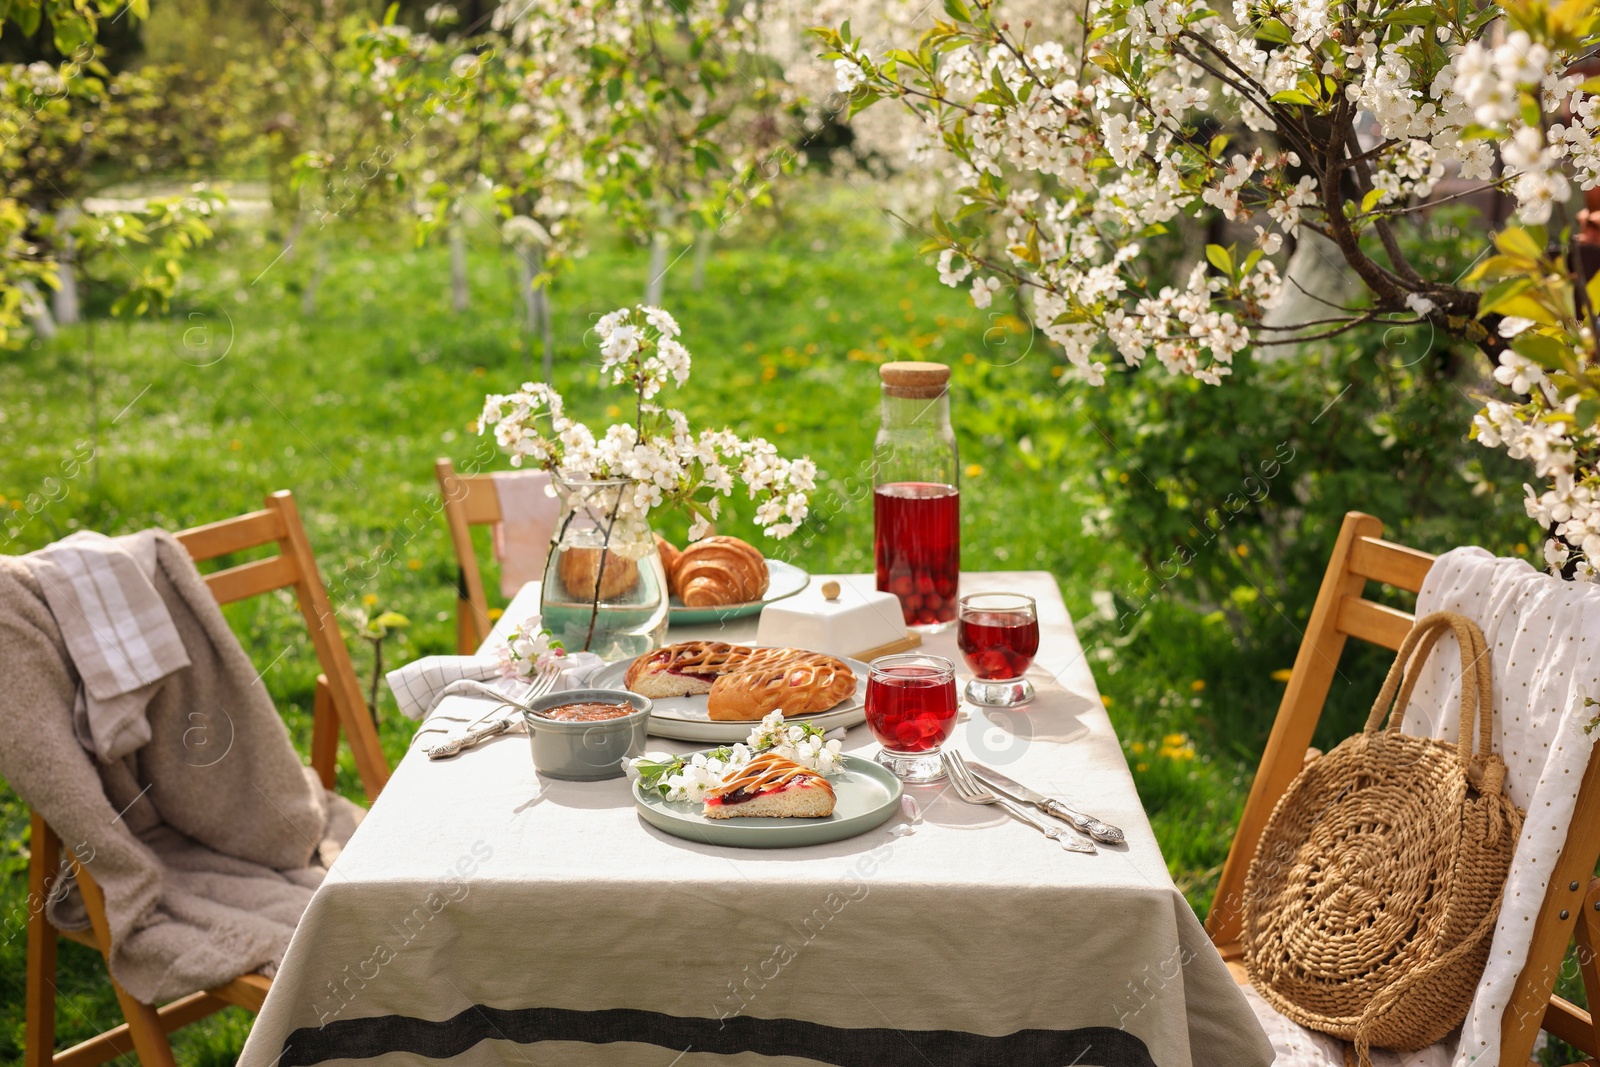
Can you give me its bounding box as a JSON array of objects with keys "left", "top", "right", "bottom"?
[
  {"left": 556, "top": 546, "right": 639, "bottom": 600},
  {"left": 653, "top": 533, "right": 681, "bottom": 596}
]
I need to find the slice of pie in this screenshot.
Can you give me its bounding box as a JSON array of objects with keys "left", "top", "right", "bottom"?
[{"left": 702, "top": 753, "right": 837, "bottom": 820}]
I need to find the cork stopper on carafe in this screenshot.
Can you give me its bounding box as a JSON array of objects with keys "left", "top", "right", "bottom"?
[{"left": 879, "top": 361, "right": 950, "bottom": 399}]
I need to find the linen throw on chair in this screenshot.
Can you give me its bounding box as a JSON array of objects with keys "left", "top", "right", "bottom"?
[
  {"left": 1243, "top": 612, "right": 1524, "bottom": 1067},
  {"left": 0, "top": 531, "right": 362, "bottom": 1004},
  {"left": 491, "top": 468, "right": 559, "bottom": 599}
]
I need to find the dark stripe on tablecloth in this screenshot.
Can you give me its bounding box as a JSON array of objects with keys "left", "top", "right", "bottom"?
[{"left": 278, "top": 1007, "right": 1159, "bottom": 1066}]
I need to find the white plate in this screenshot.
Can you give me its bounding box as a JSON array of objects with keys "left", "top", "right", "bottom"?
[
  {"left": 633, "top": 754, "right": 902, "bottom": 848},
  {"left": 591, "top": 650, "right": 871, "bottom": 743},
  {"left": 667, "top": 559, "right": 810, "bottom": 625}
]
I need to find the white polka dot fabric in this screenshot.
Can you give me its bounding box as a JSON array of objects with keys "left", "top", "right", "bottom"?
[
  {"left": 1241, "top": 984, "right": 1454, "bottom": 1067},
  {"left": 1390, "top": 548, "right": 1600, "bottom": 1067}
]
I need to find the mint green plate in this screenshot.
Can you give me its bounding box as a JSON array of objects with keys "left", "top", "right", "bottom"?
[
  {"left": 667, "top": 559, "right": 809, "bottom": 625},
  {"left": 633, "top": 754, "right": 903, "bottom": 849}
]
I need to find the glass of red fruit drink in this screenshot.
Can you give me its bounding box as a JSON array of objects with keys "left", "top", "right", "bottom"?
[
  {"left": 956, "top": 592, "right": 1039, "bottom": 706},
  {"left": 865, "top": 653, "right": 958, "bottom": 783}
]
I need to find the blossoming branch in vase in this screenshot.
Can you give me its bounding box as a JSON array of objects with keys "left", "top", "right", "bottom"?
[{"left": 478, "top": 304, "right": 816, "bottom": 542}]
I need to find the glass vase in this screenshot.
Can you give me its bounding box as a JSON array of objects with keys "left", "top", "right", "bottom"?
[{"left": 538, "top": 474, "right": 669, "bottom": 661}]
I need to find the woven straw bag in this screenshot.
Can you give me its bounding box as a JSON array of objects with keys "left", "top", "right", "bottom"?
[{"left": 1242, "top": 611, "right": 1524, "bottom": 1066}]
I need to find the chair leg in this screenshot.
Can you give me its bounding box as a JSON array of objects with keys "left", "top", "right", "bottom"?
[
  {"left": 71, "top": 858, "right": 178, "bottom": 1067},
  {"left": 310, "top": 674, "right": 339, "bottom": 790},
  {"left": 456, "top": 588, "right": 476, "bottom": 655},
  {"left": 25, "top": 813, "right": 59, "bottom": 1067},
  {"left": 1573, "top": 878, "right": 1600, "bottom": 1055}
]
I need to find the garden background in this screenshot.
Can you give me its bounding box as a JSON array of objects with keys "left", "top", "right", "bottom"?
[{"left": 0, "top": 0, "right": 1548, "bottom": 1060}]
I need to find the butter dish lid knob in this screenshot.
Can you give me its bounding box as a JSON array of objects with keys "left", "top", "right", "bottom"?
[{"left": 820, "top": 580, "right": 841, "bottom": 601}]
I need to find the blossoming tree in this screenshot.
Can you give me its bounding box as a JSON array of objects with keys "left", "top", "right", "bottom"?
[{"left": 818, "top": 0, "right": 1600, "bottom": 576}]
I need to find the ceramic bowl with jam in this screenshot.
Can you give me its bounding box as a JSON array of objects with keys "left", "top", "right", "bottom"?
[{"left": 522, "top": 688, "right": 652, "bottom": 781}]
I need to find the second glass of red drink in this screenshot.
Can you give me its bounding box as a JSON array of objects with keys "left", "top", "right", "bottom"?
[
  {"left": 865, "top": 653, "right": 958, "bottom": 782},
  {"left": 956, "top": 592, "right": 1039, "bottom": 706}
]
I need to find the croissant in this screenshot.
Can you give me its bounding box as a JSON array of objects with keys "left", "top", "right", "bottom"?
[{"left": 673, "top": 536, "right": 769, "bottom": 607}]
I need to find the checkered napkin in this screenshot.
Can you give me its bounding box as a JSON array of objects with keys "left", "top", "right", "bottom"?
[
  {"left": 386, "top": 651, "right": 605, "bottom": 721},
  {"left": 25, "top": 530, "right": 191, "bottom": 761}
]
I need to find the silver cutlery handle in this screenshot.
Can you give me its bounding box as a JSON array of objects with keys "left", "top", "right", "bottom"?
[
  {"left": 426, "top": 718, "right": 514, "bottom": 760},
  {"left": 1041, "top": 799, "right": 1125, "bottom": 844},
  {"left": 996, "top": 797, "right": 1095, "bottom": 853}
]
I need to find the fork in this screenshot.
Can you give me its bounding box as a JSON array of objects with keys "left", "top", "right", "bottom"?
[
  {"left": 945, "top": 751, "right": 1096, "bottom": 854},
  {"left": 424, "top": 662, "right": 564, "bottom": 760}
]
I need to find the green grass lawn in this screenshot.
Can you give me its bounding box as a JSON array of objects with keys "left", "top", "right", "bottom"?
[{"left": 0, "top": 187, "right": 1414, "bottom": 1062}]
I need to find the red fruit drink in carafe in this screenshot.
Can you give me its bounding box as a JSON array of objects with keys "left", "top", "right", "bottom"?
[
  {"left": 872, "top": 362, "right": 960, "bottom": 633},
  {"left": 874, "top": 483, "right": 959, "bottom": 628}
]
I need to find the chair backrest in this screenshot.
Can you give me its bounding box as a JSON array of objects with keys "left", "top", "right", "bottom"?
[
  {"left": 174, "top": 489, "right": 388, "bottom": 800},
  {"left": 435, "top": 457, "right": 502, "bottom": 654},
  {"left": 1205, "top": 511, "right": 1600, "bottom": 1065}
]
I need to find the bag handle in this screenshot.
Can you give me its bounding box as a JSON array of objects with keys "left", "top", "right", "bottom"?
[{"left": 1364, "top": 610, "right": 1494, "bottom": 763}]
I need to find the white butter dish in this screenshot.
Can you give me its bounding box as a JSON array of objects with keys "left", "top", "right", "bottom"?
[{"left": 756, "top": 576, "right": 919, "bottom": 661}]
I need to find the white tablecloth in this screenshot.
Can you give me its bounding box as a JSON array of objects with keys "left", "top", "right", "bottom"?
[{"left": 238, "top": 572, "right": 1270, "bottom": 1067}]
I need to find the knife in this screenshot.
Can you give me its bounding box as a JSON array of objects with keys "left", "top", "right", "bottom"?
[{"left": 968, "top": 763, "right": 1126, "bottom": 845}]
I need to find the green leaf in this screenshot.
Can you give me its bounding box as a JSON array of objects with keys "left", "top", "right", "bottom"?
[
  {"left": 52, "top": 10, "right": 91, "bottom": 54},
  {"left": 1359, "top": 188, "right": 1384, "bottom": 214},
  {"left": 1495, "top": 227, "right": 1545, "bottom": 260},
  {"left": 1511, "top": 331, "right": 1572, "bottom": 369},
  {"left": 1254, "top": 17, "right": 1291, "bottom": 43},
  {"left": 1476, "top": 275, "right": 1538, "bottom": 317},
  {"left": 1205, "top": 243, "right": 1235, "bottom": 277},
  {"left": 1270, "top": 88, "right": 1315, "bottom": 105},
  {"left": 13, "top": 0, "right": 40, "bottom": 37},
  {"left": 943, "top": 0, "right": 972, "bottom": 21},
  {"left": 375, "top": 611, "right": 410, "bottom": 629},
  {"left": 1384, "top": 6, "right": 1437, "bottom": 24},
  {"left": 1576, "top": 398, "right": 1600, "bottom": 432}
]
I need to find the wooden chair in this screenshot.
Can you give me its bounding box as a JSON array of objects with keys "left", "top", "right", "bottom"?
[
  {"left": 435, "top": 457, "right": 503, "bottom": 654},
  {"left": 1205, "top": 510, "right": 1600, "bottom": 1067},
  {"left": 24, "top": 490, "right": 391, "bottom": 1067}
]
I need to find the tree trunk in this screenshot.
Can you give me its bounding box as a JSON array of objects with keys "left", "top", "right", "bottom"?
[
  {"left": 691, "top": 229, "right": 712, "bottom": 291},
  {"left": 449, "top": 220, "right": 469, "bottom": 313},
  {"left": 283, "top": 212, "right": 305, "bottom": 262},
  {"left": 21, "top": 280, "right": 56, "bottom": 340},
  {"left": 644, "top": 231, "right": 669, "bottom": 306},
  {"left": 84, "top": 282, "right": 100, "bottom": 487},
  {"left": 54, "top": 213, "right": 81, "bottom": 326},
  {"left": 516, "top": 243, "right": 546, "bottom": 379},
  {"left": 302, "top": 241, "right": 327, "bottom": 317},
  {"left": 537, "top": 275, "right": 554, "bottom": 383}
]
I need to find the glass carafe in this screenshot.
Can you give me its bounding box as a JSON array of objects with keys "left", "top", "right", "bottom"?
[{"left": 872, "top": 361, "right": 959, "bottom": 632}]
